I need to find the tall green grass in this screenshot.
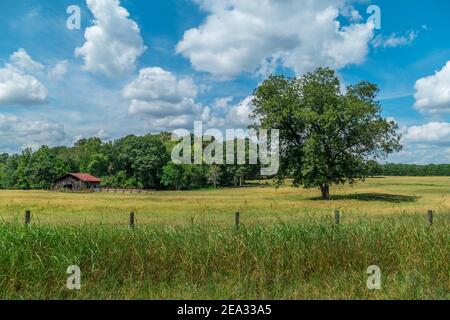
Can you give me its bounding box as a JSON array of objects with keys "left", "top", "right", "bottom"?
[{"left": 0, "top": 216, "right": 449, "bottom": 300}]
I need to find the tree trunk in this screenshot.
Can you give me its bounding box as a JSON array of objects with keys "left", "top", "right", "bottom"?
[{"left": 320, "top": 184, "right": 330, "bottom": 200}]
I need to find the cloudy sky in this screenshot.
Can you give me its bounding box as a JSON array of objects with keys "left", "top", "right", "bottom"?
[{"left": 0, "top": 0, "right": 449, "bottom": 163}]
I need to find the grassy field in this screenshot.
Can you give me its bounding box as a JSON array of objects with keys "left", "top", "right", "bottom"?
[
  {"left": 0, "top": 176, "right": 449, "bottom": 299},
  {"left": 0, "top": 176, "right": 449, "bottom": 226}
]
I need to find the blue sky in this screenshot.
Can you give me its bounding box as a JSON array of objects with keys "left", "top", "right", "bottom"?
[{"left": 0, "top": 0, "right": 449, "bottom": 163}]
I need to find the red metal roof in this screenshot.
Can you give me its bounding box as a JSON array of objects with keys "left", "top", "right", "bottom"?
[{"left": 67, "top": 173, "right": 102, "bottom": 183}]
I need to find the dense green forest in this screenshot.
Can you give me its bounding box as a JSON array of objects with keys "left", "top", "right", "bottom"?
[
  {"left": 367, "top": 161, "right": 450, "bottom": 177},
  {"left": 0, "top": 133, "right": 260, "bottom": 190},
  {"left": 0, "top": 133, "right": 449, "bottom": 190}
]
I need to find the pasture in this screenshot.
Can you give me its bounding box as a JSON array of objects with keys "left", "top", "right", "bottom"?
[
  {"left": 1, "top": 176, "right": 450, "bottom": 226},
  {"left": 0, "top": 176, "right": 449, "bottom": 299}
]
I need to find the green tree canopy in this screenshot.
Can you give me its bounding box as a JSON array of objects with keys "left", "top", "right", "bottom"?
[{"left": 252, "top": 67, "right": 402, "bottom": 199}]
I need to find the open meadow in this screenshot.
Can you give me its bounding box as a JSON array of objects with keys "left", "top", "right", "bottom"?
[
  {"left": 1, "top": 176, "right": 450, "bottom": 226},
  {"left": 0, "top": 176, "right": 449, "bottom": 299}
]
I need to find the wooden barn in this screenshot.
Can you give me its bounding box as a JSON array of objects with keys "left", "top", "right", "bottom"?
[{"left": 53, "top": 173, "right": 101, "bottom": 192}]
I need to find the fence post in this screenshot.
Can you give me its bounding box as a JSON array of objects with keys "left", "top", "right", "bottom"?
[
  {"left": 235, "top": 212, "right": 240, "bottom": 230},
  {"left": 25, "top": 210, "right": 31, "bottom": 225},
  {"left": 130, "top": 212, "right": 135, "bottom": 229},
  {"left": 334, "top": 210, "right": 340, "bottom": 225},
  {"left": 428, "top": 210, "right": 433, "bottom": 226}
]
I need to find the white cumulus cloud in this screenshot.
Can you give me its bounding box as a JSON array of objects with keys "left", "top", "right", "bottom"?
[
  {"left": 202, "top": 96, "right": 255, "bottom": 128},
  {"left": 7, "top": 48, "right": 45, "bottom": 74},
  {"left": 403, "top": 122, "right": 450, "bottom": 145},
  {"left": 226, "top": 96, "right": 254, "bottom": 126},
  {"left": 0, "top": 49, "right": 48, "bottom": 106},
  {"left": 176, "top": 0, "right": 374, "bottom": 79},
  {"left": 123, "top": 67, "right": 201, "bottom": 128},
  {"left": 48, "top": 60, "right": 69, "bottom": 81},
  {"left": 414, "top": 61, "right": 450, "bottom": 113},
  {"left": 372, "top": 30, "right": 419, "bottom": 49},
  {"left": 75, "top": 0, "right": 146, "bottom": 77},
  {"left": 387, "top": 122, "right": 450, "bottom": 164},
  {"left": 0, "top": 114, "right": 68, "bottom": 152},
  {"left": 388, "top": 122, "right": 450, "bottom": 164},
  {"left": 213, "top": 96, "right": 234, "bottom": 109}
]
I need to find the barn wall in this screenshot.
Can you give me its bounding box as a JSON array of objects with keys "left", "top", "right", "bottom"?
[{"left": 53, "top": 176, "right": 88, "bottom": 191}]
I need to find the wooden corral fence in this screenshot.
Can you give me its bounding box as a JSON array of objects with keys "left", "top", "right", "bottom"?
[
  {"left": 95, "top": 188, "right": 156, "bottom": 195},
  {"left": 55, "top": 188, "right": 156, "bottom": 194}
]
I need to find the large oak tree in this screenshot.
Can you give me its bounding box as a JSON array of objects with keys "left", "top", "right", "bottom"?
[{"left": 252, "top": 68, "right": 402, "bottom": 200}]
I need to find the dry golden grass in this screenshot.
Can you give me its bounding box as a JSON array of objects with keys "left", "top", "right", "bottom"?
[{"left": 1, "top": 176, "right": 449, "bottom": 226}]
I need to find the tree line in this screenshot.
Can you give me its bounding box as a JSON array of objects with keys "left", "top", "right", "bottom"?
[
  {"left": 0, "top": 133, "right": 261, "bottom": 190},
  {"left": 0, "top": 133, "right": 447, "bottom": 191},
  {"left": 367, "top": 161, "right": 450, "bottom": 177}
]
